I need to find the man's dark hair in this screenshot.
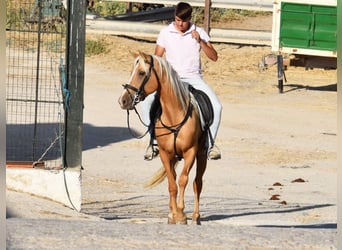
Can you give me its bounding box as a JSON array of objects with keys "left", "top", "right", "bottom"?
[{"left": 175, "top": 2, "right": 192, "bottom": 20}]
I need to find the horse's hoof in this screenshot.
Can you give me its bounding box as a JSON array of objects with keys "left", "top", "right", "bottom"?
[
  {"left": 167, "top": 213, "right": 176, "bottom": 224},
  {"left": 192, "top": 215, "right": 201, "bottom": 225},
  {"left": 168, "top": 218, "right": 176, "bottom": 224},
  {"left": 175, "top": 213, "right": 188, "bottom": 225},
  {"left": 191, "top": 219, "right": 201, "bottom": 225},
  {"left": 176, "top": 218, "right": 188, "bottom": 225}
]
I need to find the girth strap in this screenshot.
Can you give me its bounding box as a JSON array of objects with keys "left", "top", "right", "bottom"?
[{"left": 158, "top": 101, "right": 193, "bottom": 160}]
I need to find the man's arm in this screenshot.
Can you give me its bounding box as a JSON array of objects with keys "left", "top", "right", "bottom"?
[
  {"left": 154, "top": 45, "right": 165, "bottom": 57},
  {"left": 191, "top": 30, "right": 218, "bottom": 61},
  {"left": 199, "top": 40, "right": 218, "bottom": 62}
]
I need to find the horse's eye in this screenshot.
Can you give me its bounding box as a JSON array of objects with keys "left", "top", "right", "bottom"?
[{"left": 139, "top": 71, "right": 145, "bottom": 76}]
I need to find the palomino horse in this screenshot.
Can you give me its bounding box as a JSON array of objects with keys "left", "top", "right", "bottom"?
[{"left": 118, "top": 51, "right": 208, "bottom": 225}]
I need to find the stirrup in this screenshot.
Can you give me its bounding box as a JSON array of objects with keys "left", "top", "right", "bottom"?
[
  {"left": 208, "top": 145, "right": 221, "bottom": 160},
  {"left": 144, "top": 143, "right": 159, "bottom": 161}
]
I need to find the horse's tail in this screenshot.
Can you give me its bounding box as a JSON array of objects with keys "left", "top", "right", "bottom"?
[
  {"left": 144, "top": 166, "right": 167, "bottom": 188},
  {"left": 145, "top": 163, "right": 179, "bottom": 188}
]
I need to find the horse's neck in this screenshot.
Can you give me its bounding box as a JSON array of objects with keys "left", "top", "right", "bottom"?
[{"left": 158, "top": 83, "right": 187, "bottom": 124}]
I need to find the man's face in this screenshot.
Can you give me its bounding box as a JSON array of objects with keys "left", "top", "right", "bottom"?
[{"left": 174, "top": 16, "right": 191, "bottom": 32}]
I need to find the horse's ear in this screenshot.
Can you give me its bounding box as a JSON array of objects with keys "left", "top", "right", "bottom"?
[
  {"left": 130, "top": 51, "right": 139, "bottom": 58},
  {"left": 138, "top": 51, "right": 149, "bottom": 60}
]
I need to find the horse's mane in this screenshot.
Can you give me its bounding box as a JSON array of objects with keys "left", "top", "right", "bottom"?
[{"left": 137, "top": 54, "right": 190, "bottom": 111}]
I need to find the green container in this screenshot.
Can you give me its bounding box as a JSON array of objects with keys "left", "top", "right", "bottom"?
[{"left": 280, "top": 2, "right": 337, "bottom": 52}]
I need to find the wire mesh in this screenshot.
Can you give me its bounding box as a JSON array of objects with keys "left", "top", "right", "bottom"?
[{"left": 6, "top": 0, "right": 67, "bottom": 169}]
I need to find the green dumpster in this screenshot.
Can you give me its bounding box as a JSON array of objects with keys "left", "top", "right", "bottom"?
[
  {"left": 272, "top": 0, "right": 337, "bottom": 57},
  {"left": 280, "top": 2, "right": 336, "bottom": 52}
]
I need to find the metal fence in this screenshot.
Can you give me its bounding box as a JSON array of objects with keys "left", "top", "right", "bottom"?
[{"left": 6, "top": 0, "right": 67, "bottom": 169}]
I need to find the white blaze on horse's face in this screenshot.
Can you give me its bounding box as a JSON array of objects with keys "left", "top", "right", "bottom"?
[{"left": 118, "top": 58, "right": 145, "bottom": 110}]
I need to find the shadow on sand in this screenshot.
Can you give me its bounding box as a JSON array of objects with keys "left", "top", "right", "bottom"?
[
  {"left": 81, "top": 195, "right": 336, "bottom": 229},
  {"left": 282, "top": 83, "right": 336, "bottom": 93},
  {"left": 82, "top": 123, "right": 133, "bottom": 151},
  {"left": 6, "top": 123, "right": 134, "bottom": 162}
]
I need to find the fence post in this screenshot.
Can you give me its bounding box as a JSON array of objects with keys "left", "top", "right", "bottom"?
[
  {"left": 0, "top": 0, "right": 6, "bottom": 247},
  {"left": 126, "top": 2, "right": 133, "bottom": 12},
  {"left": 277, "top": 54, "right": 284, "bottom": 94},
  {"left": 204, "top": 0, "right": 211, "bottom": 34},
  {"left": 64, "top": 0, "right": 87, "bottom": 169}
]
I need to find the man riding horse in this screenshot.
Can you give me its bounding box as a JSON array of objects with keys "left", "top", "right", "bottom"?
[{"left": 141, "top": 2, "right": 222, "bottom": 161}]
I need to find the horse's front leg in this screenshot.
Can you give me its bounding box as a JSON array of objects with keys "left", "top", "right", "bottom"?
[
  {"left": 176, "top": 153, "right": 196, "bottom": 225},
  {"left": 168, "top": 165, "right": 178, "bottom": 224},
  {"left": 159, "top": 152, "right": 178, "bottom": 224}
]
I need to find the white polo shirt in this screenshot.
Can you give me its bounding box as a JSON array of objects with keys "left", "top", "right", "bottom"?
[{"left": 156, "top": 22, "right": 210, "bottom": 78}]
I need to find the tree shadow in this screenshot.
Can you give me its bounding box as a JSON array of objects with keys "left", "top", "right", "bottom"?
[
  {"left": 81, "top": 195, "right": 169, "bottom": 221},
  {"left": 82, "top": 123, "right": 133, "bottom": 151},
  {"left": 6, "top": 123, "right": 135, "bottom": 162},
  {"left": 81, "top": 195, "right": 336, "bottom": 229},
  {"left": 256, "top": 223, "right": 336, "bottom": 229},
  {"left": 201, "top": 203, "right": 335, "bottom": 226}
]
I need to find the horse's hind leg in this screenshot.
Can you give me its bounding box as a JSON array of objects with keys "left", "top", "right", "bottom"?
[{"left": 192, "top": 151, "right": 207, "bottom": 225}]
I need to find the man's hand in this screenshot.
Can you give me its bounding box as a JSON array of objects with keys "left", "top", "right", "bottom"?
[
  {"left": 192, "top": 25, "right": 218, "bottom": 61},
  {"left": 191, "top": 29, "right": 201, "bottom": 43}
]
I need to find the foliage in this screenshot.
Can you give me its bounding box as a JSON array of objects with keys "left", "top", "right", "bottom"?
[
  {"left": 192, "top": 7, "right": 267, "bottom": 24},
  {"left": 6, "top": 2, "right": 27, "bottom": 30},
  {"left": 85, "top": 38, "right": 108, "bottom": 57},
  {"left": 92, "top": 2, "right": 126, "bottom": 17}
]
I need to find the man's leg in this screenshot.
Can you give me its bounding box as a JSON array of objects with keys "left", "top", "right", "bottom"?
[
  {"left": 183, "top": 78, "right": 222, "bottom": 160},
  {"left": 140, "top": 93, "right": 159, "bottom": 160},
  {"left": 140, "top": 93, "right": 155, "bottom": 126}
]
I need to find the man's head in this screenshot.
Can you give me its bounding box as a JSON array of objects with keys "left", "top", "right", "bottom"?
[
  {"left": 174, "top": 2, "right": 192, "bottom": 32},
  {"left": 175, "top": 2, "right": 192, "bottom": 20}
]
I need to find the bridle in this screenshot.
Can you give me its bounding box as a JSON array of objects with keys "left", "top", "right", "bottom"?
[
  {"left": 121, "top": 55, "right": 161, "bottom": 138},
  {"left": 122, "top": 55, "right": 160, "bottom": 107}
]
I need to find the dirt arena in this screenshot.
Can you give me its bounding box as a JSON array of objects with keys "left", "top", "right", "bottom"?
[{"left": 7, "top": 15, "right": 337, "bottom": 248}]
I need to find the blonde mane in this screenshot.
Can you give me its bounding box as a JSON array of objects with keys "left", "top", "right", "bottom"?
[{"left": 137, "top": 54, "right": 190, "bottom": 111}]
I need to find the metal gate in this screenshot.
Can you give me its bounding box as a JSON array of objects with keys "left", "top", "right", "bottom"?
[{"left": 6, "top": 0, "right": 67, "bottom": 169}]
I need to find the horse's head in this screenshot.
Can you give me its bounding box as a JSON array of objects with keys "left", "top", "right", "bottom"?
[{"left": 118, "top": 51, "right": 160, "bottom": 110}]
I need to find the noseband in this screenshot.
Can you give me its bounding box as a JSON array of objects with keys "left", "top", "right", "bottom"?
[{"left": 122, "top": 55, "right": 160, "bottom": 107}]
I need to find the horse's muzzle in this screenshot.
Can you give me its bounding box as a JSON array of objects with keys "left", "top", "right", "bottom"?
[{"left": 118, "top": 92, "right": 134, "bottom": 110}]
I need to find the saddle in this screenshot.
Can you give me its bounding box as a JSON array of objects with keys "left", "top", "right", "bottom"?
[{"left": 188, "top": 85, "right": 214, "bottom": 131}]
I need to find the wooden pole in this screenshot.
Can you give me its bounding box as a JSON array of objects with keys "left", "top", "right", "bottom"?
[
  {"left": 126, "top": 2, "right": 133, "bottom": 12},
  {"left": 203, "top": 0, "right": 211, "bottom": 34},
  {"left": 277, "top": 54, "right": 284, "bottom": 93},
  {"left": 0, "top": 0, "right": 6, "bottom": 247},
  {"left": 64, "top": 0, "right": 86, "bottom": 168}
]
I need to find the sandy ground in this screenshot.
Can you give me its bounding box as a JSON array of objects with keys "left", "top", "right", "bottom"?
[{"left": 6, "top": 16, "right": 337, "bottom": 248}]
